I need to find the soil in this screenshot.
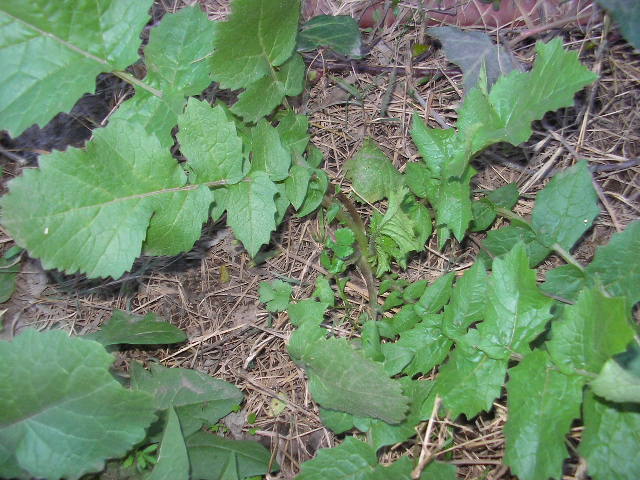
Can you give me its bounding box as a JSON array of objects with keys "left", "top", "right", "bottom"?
[{"left": 0, "top": 1, "right": 638, "bottom": 479}]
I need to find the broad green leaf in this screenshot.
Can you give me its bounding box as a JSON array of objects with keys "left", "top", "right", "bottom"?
[
  {"left": 415, "top": 272, "right": 455, "bottom": 317},
  {"left": 144, "top": 6, "right": 217, "bottom": 96},
  {"left": 131, "top": 363, "right": 242, "bottom": 437},
  {"left": 591, "top": 356, "right": 640, "bottom": 403},
  {"left": 360, "top": 320, "right": 384, "bottom": 362},
  {"left": 86, "top": 310, "right": 186, "bottom": 346},
  {"left": 432, "top": 168, "right": 475, "bottom": 242},
  {"left": 209, "top": 0, "right": 300, "bottom": 90},
  {"left": 278, "top": 111, "right": 310, "bottom": 156},
  {"left": 187, "top": 432, "right": 275, "bottom": 480},
  {"left": 531, "top": 161, "right": 599, "bottom": 251},
  {"left": 481, "top": 223, "right": 551, "bottom": 267},
  {"left": 147, "top": 407, "right": 189, "bottom": 480},
  {"left": 470, "top": 183, "right": 519, "bottom": 232},
  {"left": 596, "top": 0, "right": 640, "bottom": 49},
  {"left": 0, "top": 329, "right": 155, "bottom": 480},
  {"left": 476, "top": 243, "right": 553, "bottom": 359},
  {"left": 378, "top": 304, "right": 422, "bottom": 339},
  {"left": 586, "top": 220, "right": 640, "bottom": 305},
  {"left": 290, "top": 334, "right": 409, "bottom": 423},
  {"left": 231, "top": 54, "right": 305, "bottom": 123},
  {"left": 297, "top": 168, "right": 328, "bottom": 217},
  {"left": 441, "top": 261, "right": 487, "bottom": 341},
  {"left": 285, "top": 165, "right": 312, "bottom": 210},
  {"left": 382, "top": 315, "right": 451, "bottom": 376},
  {"left": 259, "top": 280, "right": 293, "bottom": 312},
  {"left": 428, "top": 27, "right": 520, "bottom": 92},
  {"left": 0, "top": 253, "right": 20, "bottom": 303},
  {"left": 457, "top": 38, "right": 597, "bottom": 153},
  {"left": 0, "top": 0, "right": 153, "bottom": 136},
  {"left": 287, "top": 299, "right": 329, "bottom": 326},
  {"left": 547, "top": 288, "right": 634, "bottom": 376},
  {"left": 0, "top": 120, "right": 212, "bottom": 278},
  {"left": 410, "top": 117, "right": 457, "bottom": 176},
  {"left": 177, "top": 98, "right": 245, "bottom": 184},
  {"left": 226, "top": 172, "right": 279, "bottom": 257},
  {"left": 541, "top": 264, "right": 586, "bottom": 302},
  {"left": 580, "top": 392, "right": 640, "bottom": 480},
  {"left": 430, "top": 330, "right": 508, "bottom": 419},
  {"left": 250, "top": 119, "right": 291, "bottom": 181},
  {"left": 297, "top": 15, "right": 362, "bottom": 58},
  {"left": 345, "top": 138, "right": 402, "bottom": 203},
  {"left": 504, "top": 350, "right": 583, "bottom": 480},
  {"left": 109, "top": 89, "right": 185, "bottom": 149}
]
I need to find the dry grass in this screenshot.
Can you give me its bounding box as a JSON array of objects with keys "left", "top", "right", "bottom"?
[{"left": 1, "top": 1, "right": 638, "bottom": 479}]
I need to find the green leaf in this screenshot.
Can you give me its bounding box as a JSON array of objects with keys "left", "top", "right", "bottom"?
[
  {"left": 177, "top": 98, "right": 245, "bottom": 184},
  {"left": 147, "top": 407, "right": 189, "bottom": 480},
  {"left": 586, "top": 220, "right": 640, "bottom": 305},
  {"left": 278, "top": 110, "right": 310, "bottom": 156},
  {"left": 144, "top": 6, "right": 217, "bottom": 96},
  {"left": 287, "top": 299, "right": 329, "bottom": 326},
  {"left": 410, "top": 117, "right": 457, "bottom": 176},
  {"left": 430, "top": 330, "right": 508, "bottom": 419},
  {"left": 470, "top": 183, "right": 519, "bottom": 232},
  {"left": 210, "top": 0, "right": 299, "bottom": 90},
  {"left": 541, "top": 264, "right": 586, "bottom": 302},
  {"left": 297, "top": 15, "right": 362, "bottom": 58},
  {"left": 378, "top": 304, "right": 422, "bottom": 339},
  {"left": 290, "top": 334, "right": 409, "bottom": 423},
  {"left": 596, "top": 0, "right": 640, "bottom": 49},
  {"left": 458, "top": 38, "right": 597, "bottom": 153},
  {"left": 286, "top": 165, "right": 312, "bottom": 210},
  {"left": 591, "top": 356, "right": 640, "bottom": 404},
  {"left": 427, "top": 27, "right": 520, "bottom": 92},
  {"left": 250, "top": 119, "right": 292, "bottom": 181},
  {"left": 345, "top": 138, "right": 402, "bottom": 203},
  {"left": 226, "top": 172, "right": 279, "bottom": 257},
  {"left": 415, "top": 272, "right": 455, "bottom": 317},
  {"left": 259, "top": 279, "right": 293, "bottom": 312},
  {"left": 504, "top": 350, "right": 583, "bottom": 480},
  {"left": 0, "top": 329, "right": 155, "bottom": 479},
  {"left": 86, "top": 310, "right": 187, "bottom": 346},
  {"left": 0, "top": 0, "right": 153, "bottom": 136},
  {"left": 547, "top": 288, "right": 635, "bottom": 376},
  {"left": 580, "top": 392, "right": 640, "bottom": 480},
  {"left": 481, "top": 224, "right": 551, "bottom": 267},
  {"left": 187, "top": 432, "right": 275, "bottom": 480},
  {"left": 297, "top": 168, "right": 328, "bottom": 217},
  {"left": 0, "top": 253, "right": 20, "bottom": 303},
  {"left": 441, "top": 261, "right": 487, "bottom": 341},
  {"left": 0, "top": 120, "right": 213, "bottom": 278},
  {"left": 531, "top": 161, "right": 599, "bottom": 251},
  {"left": 131, "top": 363, "right": 242, "bottom": 437},
  {"left": 476, "top": 243, "right": 553, "bottom": 359},
  {"left": 231, "top": 54, "right": 305, "bottom": 123}
]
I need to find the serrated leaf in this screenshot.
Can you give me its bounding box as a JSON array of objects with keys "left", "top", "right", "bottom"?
[
  {"left": 290, "top": 334, "right": 409, "bottom": 423},
  {"left": 345, "top": 138, "right": 402, "bottom": 203},
  {"left": 532, "top": 161, "right": 599, "bottom": 251},
  {"left": 287, "top": 299, "right": 329, "bottom": 327},
  {"left": 0, "top": 329, "right": 155, "bottom": 480},
  {"left": 177, "top": 98, "right": 245, "bottom": 185},
  {"left": 86, "top": 310, "right": 186, "bottom": 346},
  {"left": 596, "top": 0, "right": 640, "bottom": 49},
  {"left": 580, "top": 392, "right": 640, "bottom": 480},
  {"left": 0, "top": 120, "right": 213, "bottom": 278},
  {"left": 428, "top": 27, "right": 520, "bottom": 92},
  {"left": 131, "top": 363, "right": 242, "bottom": 437},
  {"left": 226, "top": 172, "right": 279, "bottom": 257},
  {"left": 0, "top": 0, "right": 153, "bottom": 136},
  {"left": 249, "top": 119, "right": 292, "bottom": 181},
  {"left": 231, "top": 53, "right": 305, "bottom": 123},
  {"left": 504, "top": 350, "right": 583, "bottom": 480},
  {"left": 441, "top": 261, "right": 487, "bottom": 341},
  {"left": 210, "top": 0, "right": 299, "bottom": 90},
  {"left": 187, "top": 432, "right": 275, "bottom": 480},
  {"left": 586, "top": 220, "right": 640, "bottom": 305},
  {"left": 547, "top": 288, "right": 634, "bottom": 376},
  {"left": 591, "top": 356, "right": 640, "bottom": 403},
  {"left": 458, "top": 38, "right": 597, "bottom": 153},
  {"left": 144, "top": 6, "right": 217, "bottom": 96},
  {"left": 259, "top": 280, "right": 293, "bottom": 312},
  {"left": 297, "top": 15, "right": 362, "bottom": 58},
  {"left": 430, "top": 330, "right": 508, "bottom": 419},
  {"left": 147, "top": 407, "right": 189, "bottom": 480},
  {"left": 476, "top": 243, "right": 553, "bottom": 359}
]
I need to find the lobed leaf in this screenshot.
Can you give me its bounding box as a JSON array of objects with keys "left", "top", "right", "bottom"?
[
  {"left": 259, "top": 279, "right": 293, "bottom": 312},
  {"left": 504, "top": 350, "right": 583, "bottom": 480},
  {"left": 0, "top": 0, "right": 153, "bottom": 136},
  {"left": 0, "top": 329, "right": 155, "bottom": 479}
]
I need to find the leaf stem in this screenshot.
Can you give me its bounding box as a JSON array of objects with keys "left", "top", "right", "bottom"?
[
  {"left": 552, "top": 243, "right": 586, "bottom": 273},
  {"left": 112, "top": 71, "right": 163, "bottom": 98}
]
